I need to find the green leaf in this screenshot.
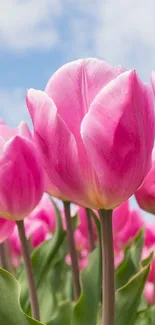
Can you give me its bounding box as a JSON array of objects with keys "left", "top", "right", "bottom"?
[
  {"left": 0, "top": 268, "right": 44, "bottom": 325},
  {"left": 19, "top": 201, "right": 66, "bottom": 321},
  {"left": 141, "top": 251, "right": 154, "bottom": 268},
  {"left": 115, "top": 265, "right": 150, "bottom": 325},
  {"left": 47, "top": 301, "right": 73, "bottom": 325},
  {"left": 135, "top": 307, "right": 155, "bottom": 325},
  {"left": 72, "top": 246, "right": 101, "bottom": 325},
  {"left": 115, "top": 229, "right": 144, "bottom": 289}
]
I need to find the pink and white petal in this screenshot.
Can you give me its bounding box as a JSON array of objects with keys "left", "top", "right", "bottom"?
[
  {"left": 81, "top": 70, "right": 155, "bottom": 208},
  {"left": 18, "top": 121, "right": 33, "bottom": 140},
  {"left": 151, "top": 71, "right": 155, "bottom": 95},
  {"left": 45, "top": 58, "right": 124, "bottom": 139},
  {"left": 26, "top": 89, "right": 86, "bottom": 204}
]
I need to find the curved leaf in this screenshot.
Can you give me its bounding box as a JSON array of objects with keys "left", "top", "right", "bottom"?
[
  {"left": 115, "top": 229, "right": 144, "bottom": 289},
  {"left": 115, "top": 265, "right": 150, "bottom": 325},
  {"left": 0, "top": 269, "right": 44, "bottom": 325},
  {"left": 72, "top": 246, "right": 101, "bottom": 325}
]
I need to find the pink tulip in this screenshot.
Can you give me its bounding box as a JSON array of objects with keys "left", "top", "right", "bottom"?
[
  {"left": 9, "top": 226, "right": 22, "bottom": 256},
  {"left": 28, "top": 193, "right": 56, "bottom": 233},
  {"left": 0, "top": 136, "right": 44, "bottom": 220},
  {"left": 117, "top": 209, "right": 144, "bottom": 247},
  {"left": 114, "top": 250, "right": 124, "bottom": 268},
  {"left": 27, "top": 59, "right": 155, "bottom": 209},
  {"left": 25, "top": 218, "right": 49, "bottom": 248},
  {"left": 112, "top": 200, "right": 129, "bottom": 235},
  {"left": 74, "top": 229, "right": 88, "bottom": 251},
  {"left": 77, "top": 207, "right": 97, "bottom": 243},
  {"left": 144, "top": 282, "right": 155, "bottom": 305},
  {"left": 0, "top": 217, "right": 15, "bottom": 243},
  {"left": 144, "top": 224, "right": 155, "bottom": 247},
  {"left": 135, "top": 149, "right": 155, "bottom": 214}
]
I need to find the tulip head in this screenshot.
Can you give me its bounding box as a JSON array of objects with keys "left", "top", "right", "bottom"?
[
  {"left": 27, "top": 59, "right": 155, "bottom": 209},
  {"left": 0, "top": 136, "right": 44, "bottom": 220}
]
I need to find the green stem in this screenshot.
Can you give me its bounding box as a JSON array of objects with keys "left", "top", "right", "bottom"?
[
  {"left": 63, "top": 201, "right": 80, "bottom": 300},
  {"left": 99, "top": 209, "right": 115, "bottom": 325},
  {"left": 86, "top": 208, "right": 95, "bottom": 251},
  {"left": 0, "top": 243, "right": 8, "bottom": 270},
  {"left": 16, "top": 220, "right": 40, "bottom": 321}
]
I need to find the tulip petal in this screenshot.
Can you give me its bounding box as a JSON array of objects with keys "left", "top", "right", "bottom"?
[
  {"left": 81, "top": 70, "right": 155, "bottom": 208},
  {"left": 45, "top": 58, "right": 124, "bottom": 139},
  {"left": 151, "top": 71, "right": 155, "bottom": 95},
  {"left": 26, "top": 89, "right": 86, "bottom": 203}
]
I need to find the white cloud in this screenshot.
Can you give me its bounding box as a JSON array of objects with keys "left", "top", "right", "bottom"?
[
  {"left": 0, "top": 0, "right": 62, "bottom": 50},
  {"left": 0, "top": 88, "right": 31, "bottom": 126},
  {"left": 66, "top": 0, "right": 155, "bottom": 79}
]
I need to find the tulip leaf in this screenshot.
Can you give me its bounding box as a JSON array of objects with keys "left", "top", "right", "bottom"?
[
  {"left": 115, "top": 229, "right": 144, "bottom": 289},
  {"left": 115, "top": 264, "right": 150, "bottom": 325},
  {"left": 0, "top": 268, "right": 44, "bottom": 325},
  {"left": 141, "top": 251, "right": 154, "bottom": 268},
  {"left": 72, "top": 245, "right": 101, "bottom": 325},
  {"left": 47, "top": 301, "right": 73, "bottom": 325},
  {"left": 18, "top": 201, "right": 66, "bottom": 321},
  {"left": 135, "top": 307, "right": 155, "bottom": 325}
]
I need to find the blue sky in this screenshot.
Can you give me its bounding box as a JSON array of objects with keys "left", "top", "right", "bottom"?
[{"left": 0, "top": 0, "right": 155, "bottom": 222}]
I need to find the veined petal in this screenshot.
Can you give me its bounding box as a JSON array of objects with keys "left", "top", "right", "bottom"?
[
  {"left": 26, "top": 89, "right": 86, "bottom": 203},
  {"left": 45, "top": 58, "right": 124, "bottom": 139},
  {"left": 81, "top": 70, "right": 155, "bottom": 208}
]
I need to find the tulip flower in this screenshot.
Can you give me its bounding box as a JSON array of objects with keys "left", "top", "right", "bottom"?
[
  {"left": 144, "top": 282, "right": 155, "bottom": 305},
  {"left": 0, "top": 217, "right": 15, "bottom": 243},
  {"left": 135, "top": 149, "right": 155, "bottom": 214},
  {"left": 28, "top": 193, "right": 56, "bottom": 233},
  {"left": 118, "top": 209, "right": 144, "bottom": 246},
  {"left": 144, "top": 224, "right": 155, "bottom": 247},
  {"left": 112, "top": 200, "right": 129, "bottom": 235},
  {"left": 77, "top": 207, "right": 97, "bottom": 243},
  {"left": 27, "top": 59, "right": 155, "bottom": 210},
  {"left": 0, "top": 136, "right": 44, "bottom": 220}
]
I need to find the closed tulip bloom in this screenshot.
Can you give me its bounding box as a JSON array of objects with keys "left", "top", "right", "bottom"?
[
  {"left": 118, "top": 209, "right": 144, "bottom": 246},
  {"left": 144, "top": 282, "right": 155, "bottom": 305},
  {"left": 0, "top": 136, "right": 44, "bottom": 220},
  {"left": 77, "top": 207, "right": 97, "bottom": 242},
  {"left": 112, "top": 200, "right": 129, "bottom": 235},
  {"left": 0, "top": 217, "right": 15, "bottom": 243},
  {"left": 135, "top": 149, "right": 155, "bottom": 214},
  {"left": 28, "top": 193, "right": 56, "bottom": 233},
  {"left": 144, "top": 224, "right": 155, "bottom": 247},
  {"left": 27, "top": 59, "right": 155, "bottom": 209}
]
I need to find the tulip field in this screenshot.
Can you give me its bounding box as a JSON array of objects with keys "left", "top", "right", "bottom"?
[{"left": 0, "top": 59, "right": 155, "bottom": 325}]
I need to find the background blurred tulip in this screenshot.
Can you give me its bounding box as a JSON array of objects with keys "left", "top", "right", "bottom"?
[
  {"left": 144, "top": 282, "right": 155, "bottom": 305},
  {"left": 0, "top": 217, "right": 15, "bottom": 243},
  {"left": 0, "top": 136, "right": 45, "bottom": 220}
]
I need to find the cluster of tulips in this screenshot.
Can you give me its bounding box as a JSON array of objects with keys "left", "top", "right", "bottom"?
[{"left": 0, "top": 58, "right": 155, "bottom": 325}]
